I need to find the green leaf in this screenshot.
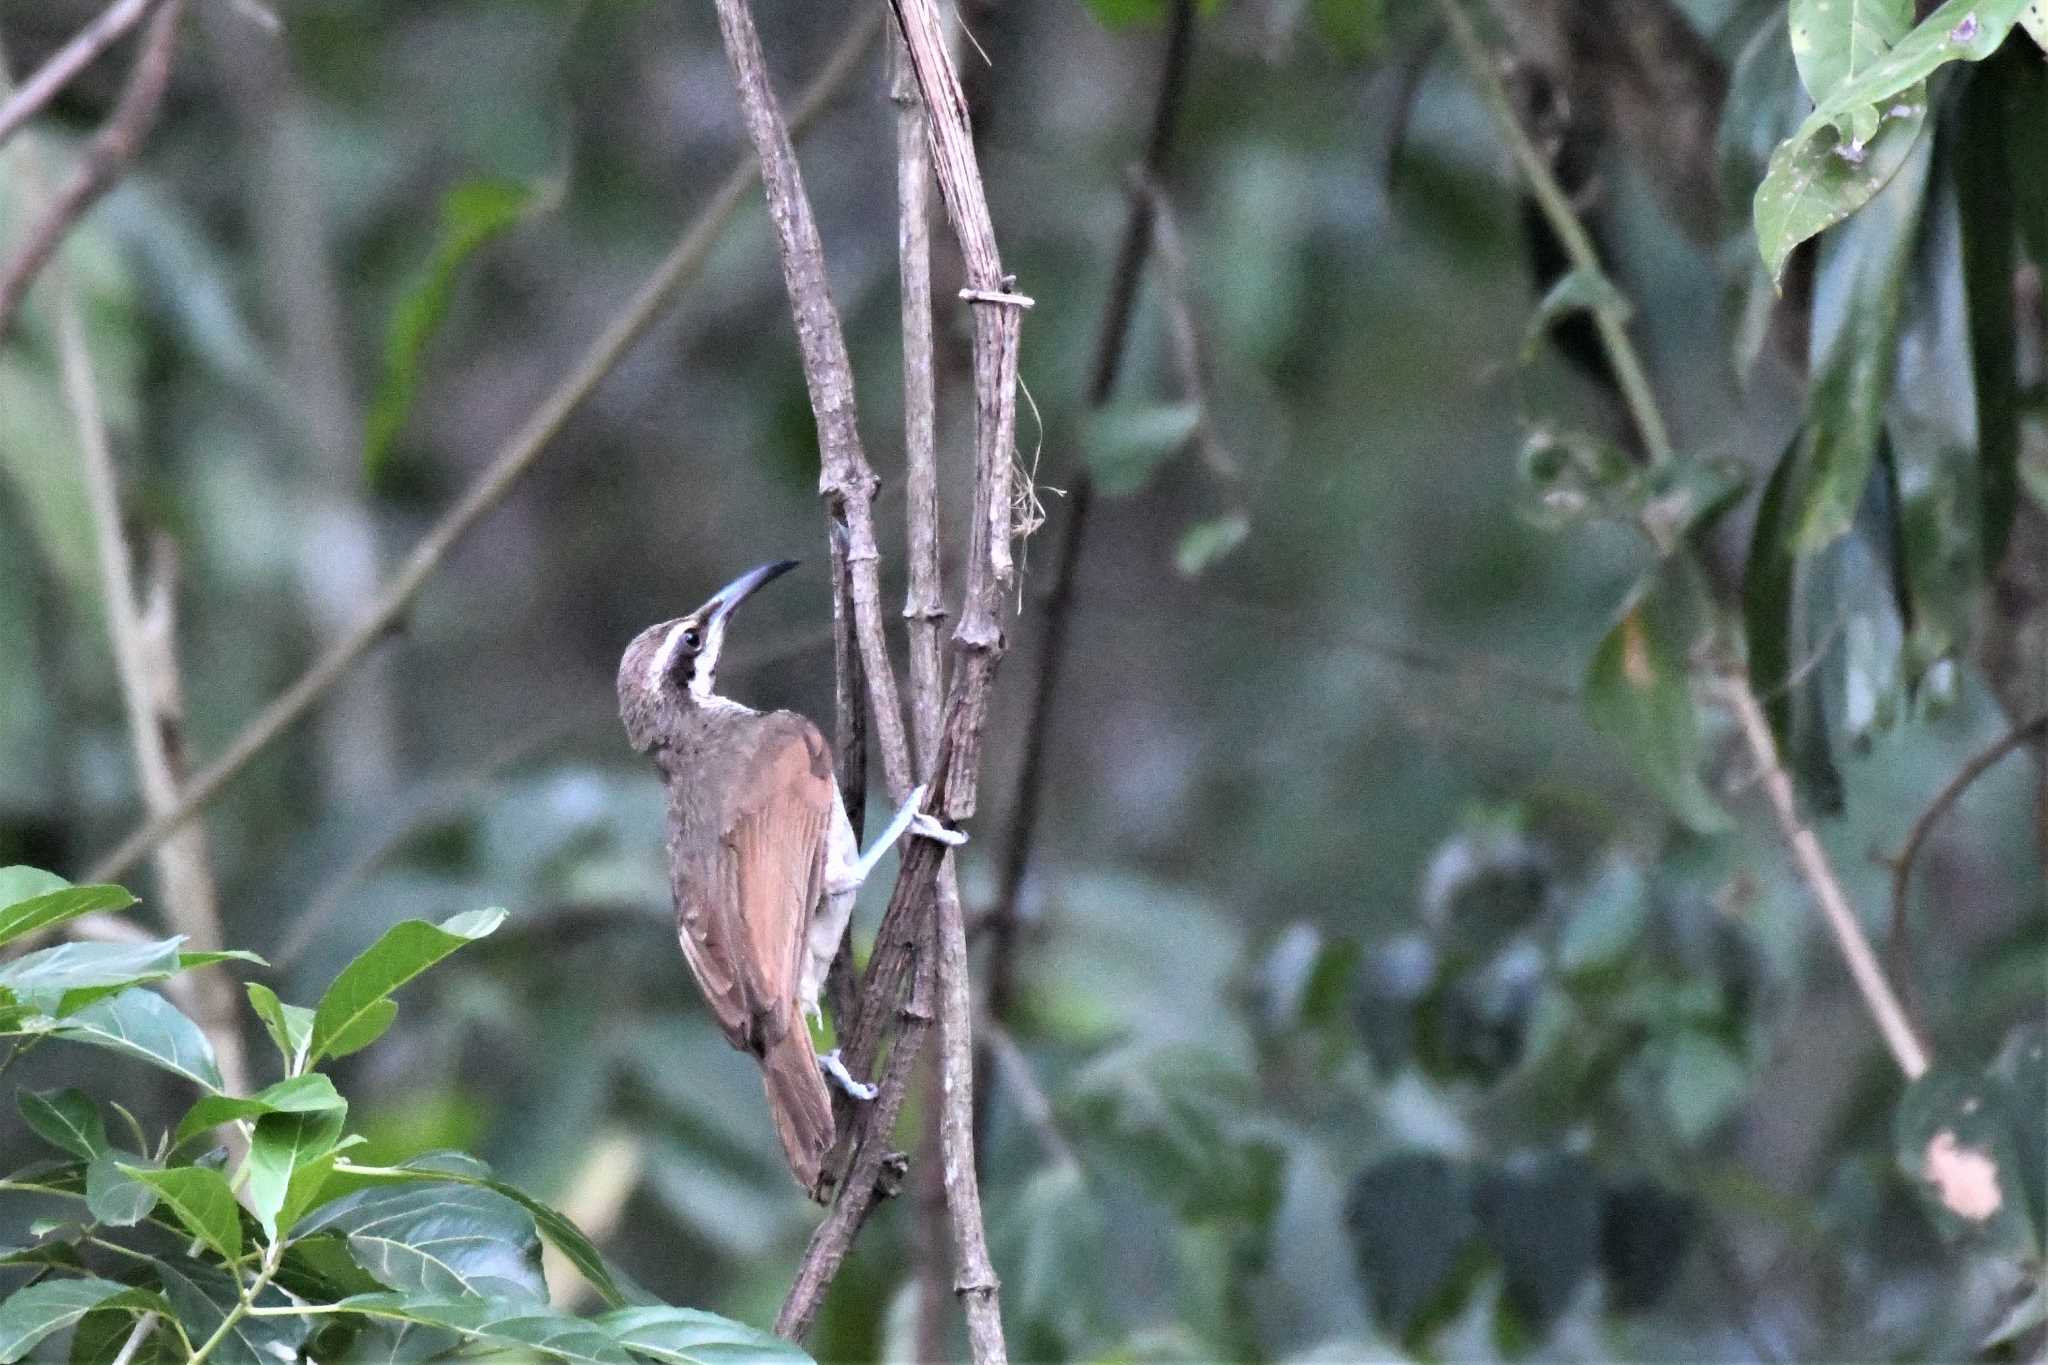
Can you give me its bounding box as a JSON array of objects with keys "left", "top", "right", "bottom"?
[
  {"left": 1753, "top": 88, "right": 1925, "bottom": 286},
  {"left": 1081, "top": 0, "right": 1221, "bottom": 27},
  {"left": 118, "top": 1164, "right": 242, "bottom": 1263},
  {"left": 998, "top": 1164, "right": 1110, "bottom": 1352},
  {"left": 1894, "top": 1063, "right": 2040, "bottom": 1255},
  {"left": 1310, "top": 0, "right": 1385, "bottom": 58},
  {"left": 1789, "top": 129, "right": 1932, "bottom": 549},
  {"left": 275, "top": 1137, "right": 365, "bottom": 1239},
  {"left": 1800, "top": 0, "right": 2033, "bottom": 141},
  {"left": 1476, "top": 1153, "right": 1601, "bottom": 1334},
  {"left": 1520, "top": 267, "right": 1632, "bottom": 364},
  {"left": 1659, "top": 1031, "right": 1750, "bottom": 1144},
  {"left": 1174, "top": 513, "right": 1250, "bottom": 577},
  {"left": 1788, "top": 0, "right": 1912, "bottom": 108},
  {"left": 364, "top": 177, "right": 543, "bottom": 489},
  {"left": 308, "top": 909, "right": 505, "bottom": 1064},
  {"left": 174, "top": 1073, "right": 346, "bottom": 1147},
  {"left": 1555, "top": 857, "right": 1649, "bottom": 979},
  {"left": 1886, "top": 139, "right": 1982, "bottom": 688},
  {"left": 175, "top": 950, "right": 266, "bottom": 971},
  {"left": 1584, "top": 564, "right": 1727, "bottom": 834},
  {"left": 17, "top": 1089, "right": 107, "bottom": 1161},
  {"left": 329, "top": 1294, "right": 636, "bottom": 1364},
  {"left": 324, "top": 1156, "right": 633, "bottom": 1310},
  {"left": 47, "top": 988, "right": 223, "bottom": 1092},
  {"left": 0, "top": 868, "right": 67, "bottom": 911},
  {"left": 247, "top": 1108, "right": 348, "bottom": 1239},
  {"left": 84, "top": 1149, "right": 157, "bottom": 1226},
  {"left": 0, "top": 937, "right": 184, "bottom": 1010},
  {"left": 299, "top": 1178, "right": 546, "bottom": 1302},
  {"left": 154, "top": 1261, "right": 305, "bottom": 1365},
  {"left": 1083, "top": 400, "right": 1202, "bottom": 497},
  {"left": 0, "top": 1278, "right": 166, "bottom": 1364},
  {"left": 244, "top": 982, "right": 313, "bottom": 1071},
  {"left": 0, "top": 880, "right": 134, "bottom": 950},
  {"left": 599, "top": 1307, "right": 810, "bottom": 1364},
  {"left": 1956, "top": 56, "right": 2024, "bottom": 567},
  {"left": 1344, "top": 1152, "right": 1478, "bottom": 1340}
]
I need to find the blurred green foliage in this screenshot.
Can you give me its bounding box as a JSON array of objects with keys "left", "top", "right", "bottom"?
[{"left": 0, "top": 0, "right": 2041, "bottom": 1360}]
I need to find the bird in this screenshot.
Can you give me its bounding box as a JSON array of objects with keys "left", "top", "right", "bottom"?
[{"left": 618, "top": 560, "right": 963, "bottom": 1194}]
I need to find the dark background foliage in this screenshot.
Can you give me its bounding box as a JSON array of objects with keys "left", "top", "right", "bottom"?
[{"left": 0, "top": 0, "right": 2042, "bottom": 1359}]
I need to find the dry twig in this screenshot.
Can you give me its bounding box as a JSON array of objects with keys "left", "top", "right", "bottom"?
[
  {"left": 0, "top": 0, "right": 183, "bottom": 344},
  {"left": 83, "top": 12, "right": 884, "bottom": 884},
  {"left": 0, "top": 0, "right": 169, "bottom": 148}
]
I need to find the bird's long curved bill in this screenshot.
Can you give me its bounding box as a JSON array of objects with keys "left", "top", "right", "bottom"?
[{"left": 703, "top": 559, "right": 799, "bottom": 626}]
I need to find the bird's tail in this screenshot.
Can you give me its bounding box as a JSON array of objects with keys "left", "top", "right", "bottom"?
[{"left": 761, "top": 1013, "right": 835, "bottom": 1195}]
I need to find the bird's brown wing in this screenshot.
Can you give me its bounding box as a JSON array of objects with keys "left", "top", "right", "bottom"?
[{"left": 674, "top": 714, "right": 832, "bottom": 1053}]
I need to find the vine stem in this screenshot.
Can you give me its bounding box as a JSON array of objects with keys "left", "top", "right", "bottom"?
[
  {"left": 1433, "top": 0, "right": 1675, "bottom": 466},
  {"left": 1438, "top": 0, "right": 1931, "bottom": 1081}
]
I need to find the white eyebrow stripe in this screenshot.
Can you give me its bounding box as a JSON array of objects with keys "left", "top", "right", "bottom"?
[{"left": 649, "top": 621, "right": 692, "bottom": 690}]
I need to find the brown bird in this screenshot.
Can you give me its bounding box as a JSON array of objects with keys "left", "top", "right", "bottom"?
[{"left": 618, "top": 560, "right": 961, "bottom": 1193}]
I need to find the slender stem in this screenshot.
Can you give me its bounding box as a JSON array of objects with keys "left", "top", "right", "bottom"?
[
  {"left": 1432, "top": 0, "right": 1675, "bottom": 466},
  {"left": 1438, "top": 0, "right": 1929, "bottom": 1083},
  {"left": 0, "top": 0, "right": 167, "bottom": 148},
  {"left": 81, "top": 10, "right": 884, "bottom": 885},
  {"left": 1725, "top": 677, "right": 1932, "bottom": 1079},
  {"left": 108, "top": 1312, "right": 156, "bottom": 1365},
  {"left": 1886, "top": 710, "right": 2048, "bottom": 1013},
  {"left": 187, "top": 1241, "right": 282, "bottom": 1365},
  {"left": 0, "top": 0, "right": 184, "bottom": 344}
]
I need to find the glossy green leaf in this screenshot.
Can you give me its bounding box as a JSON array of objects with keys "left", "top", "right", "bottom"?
[
  {"left": 309, "top": 908, "right": 505, "bottom": 1063},
  {"left": 325, "top": 1155, "right": 631, "bottom": 1310},
  {"left": 597, "top": 1306, "right": 812, "bottom": 1364},
  {"left": 154, "top": 1261, "right": 305, "bottom": 1365},
  {"left": 1799, "top": 0, "right": 2032, "bottom": 141},
  {"left": 83, "top": 1149, "right": 157, "bottom": 1227},
  {"left": 118, "top": 1164, "right": 242, "bottom": 1263},
  {"left": 365, "top": 178, "right": 543, "bottom": 488},
  {"left": 17, "top": 1089, "right": 107, "bottom": 1161},
  {"left": 0, "top": 1278, "right": 166, "bottom": 1364},
  {"left": 1659, "top": 1031, "right": 1749, "bottom": 1144},
  {"left": 245, "top": 982, "right": 313, "bottom": 1071},
  {"left": 247, "top": 1108, "right": 349, "bottom": 1239},
  {"left": 1789, "top": 130, "right": 1931, "bottom": 549},
  {"left": 298, "top": 1177, "right": 546, "bottom": 1302},
  {"left": 1084, "top": 400, "right": 1202, "bottom": 497},
  {"left": 174, "top": 1072, "right": 346, "bottom": 1147},
  {"left": 1584, "top": 564, "right": 1727, "bottom": 834},
  {"left": 0, "top": 880, "right": 134, "bottom": 950},
  {"left": 1753, "top": 90, "right": 1925, "bottom": 285},
  {"left": 327, "top": 1294, "right": 635, "bottom": 1363},
  {"left": 274, "top": 1137, "right": 366, "bottom": 1239},
  {"left": 1788, "top": 0, "right": 1912, "bottom": 110},
  {"left": 1555, "top": 857, "right": 1649, "bottom": 978},
  {"left": 0, "top": 938, "right": 184, "bottom": 1009},
  {"left": 47, "top": 988, "right": 223, "bottom": 1092}
]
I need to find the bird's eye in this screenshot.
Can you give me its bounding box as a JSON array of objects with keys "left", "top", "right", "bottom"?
[{"left": 681, "top": 628, "right": 703, "bottom": 652}]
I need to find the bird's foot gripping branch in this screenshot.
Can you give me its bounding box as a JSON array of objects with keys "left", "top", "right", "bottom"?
[{"left": 0, "top": 866, "right": 810, "bottom": 1365}]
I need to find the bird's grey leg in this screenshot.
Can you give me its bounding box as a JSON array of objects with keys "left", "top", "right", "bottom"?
[
  {"left": 824, "top": 783, "right": 965, "bottom": 897},
  {"left": 818, "top": 1048, "right": 878, "bottom": 1101}
]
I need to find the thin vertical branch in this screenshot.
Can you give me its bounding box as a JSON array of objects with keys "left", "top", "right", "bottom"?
[
  {"left": 983, "top": 0, "right": 1198, "bottom": 1148},
  {"left": 54, "top": 196, "right": 245, "bottom": 1094},
  {"left": 710, "top": 0, "right": 917, "bottom": 805},
  {"left": 1725, "top": 679, "right": 1931, "bottom": 1078},
  {"left": 0, "top": 0, "right": 185, "bottom": 344}
]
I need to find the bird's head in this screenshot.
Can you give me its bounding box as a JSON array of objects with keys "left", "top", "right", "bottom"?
[{"left": 618, "top": 559, "right": 798, "bottom": 751}]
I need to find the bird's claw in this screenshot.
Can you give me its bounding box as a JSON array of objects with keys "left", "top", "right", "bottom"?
[
  {"left": 911, "top": 813, "right": 967, "bottom": 846},
  {"left": 819, "top": 1048, "right": 878, "bottom": 1101}
]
